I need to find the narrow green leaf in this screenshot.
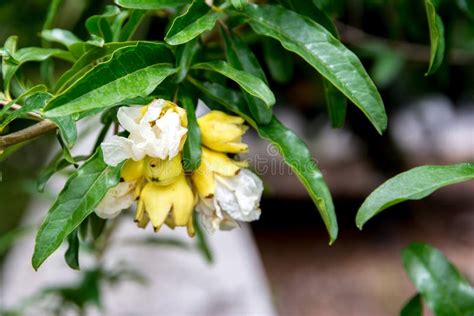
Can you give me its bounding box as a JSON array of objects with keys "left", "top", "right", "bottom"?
[
  {"left": 86, "top": 5, "right": 121, "bottom": 43},
  {"left": 115, "top": 0, "right": 192, "bottom": 10},
  {"left": 231, "top": 0, "right": 247, "bottom": 10},
  {"left": 262, "top": 37, "right": 294, "bottom": 84},
  {"left": 178, "top": 87, "right": 201, "bottom": 172},
  {"left": 257, "top": 118, "right": 338, "bottom": 243},
  {"left": 192, "top": 61, "right": 275, "bottom": 108},
  {"left": 243, "top": 4, "right": 387, "bottom": 134},
  {"left": 278, "top": 0, "right": 348, "bottom": 129},
  {"left": 51, "top": 115, "right": 78, "bottom": 149},
  {"left": 402, "top": 243, "right": 474, "bottom": 316},
  {"left": 221, "top": 28, "right": 272, "bottom": 124},
  {"left": 165, "top": 1, "right": 220, "bottom": 46},
  {"left": 323, "top": 79, "right": 346, "bottom": 128},
  {"left": 193, "top": 213, "right": 213, "bottom": 263},
  {"left": 424, "top": 0, "right": 445, "bottom": 75},
  {"left": 190, "top": 80, "right": 338, "bottom": 243},
  {"left": 55, "top": 41, "right": 140, "bottom": 93},
  {"left": 37, "top": 155, "right": 88, "bottom": 193},
  {"left": 41, "top": 29, "right": 82, "bottom": 48},
  {"left": 0, "top": 91, "right": 50, "bottom": 129},
  {"left": 89, "top": 213, "right": 107, "bottom": 240},
  {"left": 400, "top": 294, "right": 423, "bottom": 316},
  {"left": 2, "top": 47, "right": 73, "bottom": 96},
  {"left": 32, "top": 149, "right": 123, "bottom": 269},
  {"left": 356, "top": 163, "right": 474, "bottom": 229},
  {"left": 175, "top": 38, "right": 200, "bottom": 83},
  {"left": 119, "top": 10, "right": 147, "bottom": 41},
  {"left": 64, "top": 229, "right": 80, "bottom": 270},
  {"left": 44, "top": 42, "right": 176, "bottom": 117}
]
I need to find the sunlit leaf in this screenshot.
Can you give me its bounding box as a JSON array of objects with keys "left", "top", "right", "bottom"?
[
  {"left": 165, "top": 0, "right": 220, "bottom": 46},
  {"left": 115, "top": 0, "right": 191, "bottom": 10},
  {"left": 424, "top": 0, "right": 445, "bottom": 75},
  {"left": 44, "top": 42, "right": 176, "bottom": 117},
  {"left": 356, "top": 163, "right": 474, "bottom": 229},
  {"left": 32, "top": 149, "right": 123, "bottom": 269}
]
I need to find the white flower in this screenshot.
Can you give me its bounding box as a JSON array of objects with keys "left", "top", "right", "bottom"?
[
  {"left": 95, "top": 181, "right": 136, "bottom": 219},
  {"left": 101, "top": 99, "right": 188, "bottom": 166},
  {"left": 196, "top": 169, "right": 263, "bottom": 232}
]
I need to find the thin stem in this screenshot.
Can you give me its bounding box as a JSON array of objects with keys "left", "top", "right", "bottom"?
[
  {"left": 337, "top": 22, "right": 474, "bottom": 65},
  {"left": 0, "top": 120, "right": 57, "bottom": 149}
]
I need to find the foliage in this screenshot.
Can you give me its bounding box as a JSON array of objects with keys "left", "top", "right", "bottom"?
[{"left": 0, "top": 0, "right": 473, "bottom": 315}]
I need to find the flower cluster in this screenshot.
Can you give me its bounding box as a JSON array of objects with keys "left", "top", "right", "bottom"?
[{"left": 96, "top": 99, "right": 263, "bottom": 236}]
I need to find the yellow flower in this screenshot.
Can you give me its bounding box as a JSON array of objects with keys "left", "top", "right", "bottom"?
[
  {"left": 198, "top": 111, "right": 248, "bottom": 154},
  {"left": 135, "top": 173, "right": 195, "bottom": 236},
  {"left": 144, "top": 154, "right": 184, "bottom": 186},
  {"left": 191, "top": 147, "right": 245, "bottom": 198}
]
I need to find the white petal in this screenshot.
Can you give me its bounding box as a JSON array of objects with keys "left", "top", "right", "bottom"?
[
  {"left": 215, "top": 169, "right": 263, "bottom": 222},
  {"left": 153, "top": 111, "right": 187, "bottom": 159},
  {"left": 140, "top": 99, "right": 165, "bottom": 123},
  {"left": 196, "top": 197, "right": 238, "bottom": 233},
  {"left": 95, "top": 181, "right": 136, "bottom": 219},
  {"left": 117, "top": 106, "right": 141, "bottom": 133},
  {"left": 101, "top": 136, "right": 135, "bottom": 166}
]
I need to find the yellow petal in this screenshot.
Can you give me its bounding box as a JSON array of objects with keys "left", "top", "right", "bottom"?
[
  {"left": 135, "top": 198, "right": 150, "bottom": 228},
  {"left": 201, "top": 147, "right": 240, "bottom": 176},
  {"left": 191, "top": 162, "right": 215, "bottom": 198},
  {"left": 186, "top": 217, "right": 195, "bottom": 237},
  {"left": 145, "top": 155, "right": 183, "bottom": 186},
  {"left": 121, "top": 159, "right": 145, "bottom": 182},
  {"left": 169, "top": 174, "right": 195, "bottom": 226},
  {"left": 141, "top": 182, "right": 173, "bottom": 230},
  {"left": 198, "top": 111, "right": 248, "bottom": 154}
]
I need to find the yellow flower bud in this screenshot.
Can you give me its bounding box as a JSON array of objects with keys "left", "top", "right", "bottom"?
[
  {"left": 198, "top": 111, "right": 249, "bottom": 153},
  {"left": 191, "top": 147, "right": 244, "bottom": 198},
  {"left": 144, "top": 154, "right": 183, "bottom": 186},
  {"left": 135, "top": 173, "right": 195, "bottom": 232}
]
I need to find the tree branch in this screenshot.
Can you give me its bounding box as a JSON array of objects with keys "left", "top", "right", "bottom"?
[
  {"left": 0, "top": 100, "right": 57, "bottom": 149},
  {"left": 337, "top": 22, "right": 474, "bottom": 65}
]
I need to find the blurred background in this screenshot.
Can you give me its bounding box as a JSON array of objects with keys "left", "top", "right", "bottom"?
[{"left": 0, "top": 0, "right": 473, "bottom": 315}]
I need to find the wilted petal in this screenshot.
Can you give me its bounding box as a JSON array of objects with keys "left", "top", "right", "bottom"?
[{"left": 95, "top": 181, "right": 136, "bottom": 219}]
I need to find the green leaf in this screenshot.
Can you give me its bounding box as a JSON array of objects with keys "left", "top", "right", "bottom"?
[
  {"left": 231, "top": 0, "right": 247, "bottom": 10},
  {"left": 32, "top": 149, "right": 123, "bottom": 269},
  {"left": 192, "top": 61, "right": 275, "bottom": 108},
  {"left": 119, "top": 10, "right": 147, "bottom": 41},
  {"left": 165, "top": 1, "right": 220, "bottom": 46},
  {"left": 55, "top": 41, "right": 140, "bottom": 93},
  {"left": 0, "top": 90, "right": 50, "bottom": 129},
  {"left": 262, "top": 37, "right": 294, "bottom": 84},
  {"left": 64, "top": 229, "right": 80, "bottom": 270},
  {"left": 277, "top": 0, "right": 347, "bottom": 128},
  {"left": 178, "top": 87, "right": 201, "bottom": 172},
  {"left": 400, "top": 294, "right": 423, "bottom": 316},
  {"left": 193, "top": 213, "right": 213, "bottom": 263},
  {"left": 2, "top": 47, "right": 74, "bottom": 97},
  {"left": 323, "top": 78, "right": 346, "bottom": 128},
  {"left": 402, "top": 243, "right": 474, "bottom": 316},
  {"left": 115, "top": 0, "right": 192, "bottom": 10},
  {"left": 424, "top": 0, "right": 445, "bottom": 76},
  {"left": 41, "top": 29, "right": 82, "bottom": 48},
  {"left": 242, "top": 4, "right": 387, "bottom": 134},
  {"left": 89, "top": 213, "right": 107, "bottom": 240},
  {"left": 257, "top": 118, "right": 338, "bottom": 243},
  {"left": 356, "top": 163, "right": 474, "bottom": 229},
  {"left": 51, "top": 115, "right": 78, "bottom": 149},
  {"left": 190, "top": 80, "right": 338, "bottom": 243},
  {"left": 221, "top": 28, "right": 272, "bottom": 124},
  {"left": 44, "top": 42, "right": 176, "bottom": 117},
  {"left": 86, "top": 5, "right": 121, "bottom": 43},
  {"left": 37, "top": 155, "right": 88, "bottom": 193},
  {"left": 175, "top": 38, "right": 200, "bottom": 83}
]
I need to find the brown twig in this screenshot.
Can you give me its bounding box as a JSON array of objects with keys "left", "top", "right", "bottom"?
[
  {"left": 337, "top": 22, "right": 474, "bottom": 65},
  {"left": 0, "top": 100, "right": 57, "bottom": 149}
]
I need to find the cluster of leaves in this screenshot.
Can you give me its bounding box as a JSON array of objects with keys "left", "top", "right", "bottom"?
[{"left": 0, "top": 0, "right": 474, "bottom": 315}]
